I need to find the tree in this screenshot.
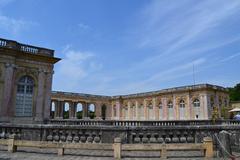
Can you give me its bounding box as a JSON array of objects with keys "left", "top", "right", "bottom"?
[{"left": 228, "top": 83, "right": 240, "bottom": 101}]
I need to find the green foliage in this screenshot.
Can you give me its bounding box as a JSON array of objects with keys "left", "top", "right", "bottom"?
[
  {"left": 88, "top": 111, "right": 95, "bottom": 119},
  {"left": 63, "top": 111, "right": 69, "bottom": 119},
  {"left": 76, "top": 111, "right": 82, "bottom": 119},
  {"left": 228, "top": 83, "right": 240, "bottom": 101}
]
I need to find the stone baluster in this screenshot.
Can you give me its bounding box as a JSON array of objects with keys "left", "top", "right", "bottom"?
[
  {"left": 60, "top": 130, "right": 66, "bottom": 142},
  {"left": 86, "top": 132, "right": 94, "bottom": 143},
  {"left": 66, "top": 130, "right": 73, "bottom": 143},
  {"left": 180, "top": 131, "right": 187, "bottom": 143},
  {"left": 80, "top": 131, "right": 86, "bottom": 143},
  {"left": 150, "top": 133, "right": 157, "bottom": 143},
  {"left": 93, "top": 131, "right": 101, "bottom": 143},
  {"left": 53, "top": 130, "right": 60, "bottom": 142},
  {"left": 73, "top": 130, "right": 79, "bottom": 143},
  {"left": 157, "top": 132, "right": 164, "bottom": 143}
]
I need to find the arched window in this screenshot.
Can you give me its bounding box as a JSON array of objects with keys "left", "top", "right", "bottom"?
[
  {"left": 168, "top": 101, "right": 173, "bottom": 108},
  {"left": 88, "top": 103, "right": 95, "bottom": 119},
  {"left": 193, "top": 99, "right": 200, "bottom": 107},
  {"left": 50, "top": 101, "right": 55, "bottom": 119},
  {"left": 179, "top": 100, "right": 185, "bottom": 108},
  {"left": 193, "top": 99, "right": 200, "bottom": 119},
  {"left": 63, "top": 102, "right": 69, "bottom": 119},
  {"left": 16, "top": 75, "right": 34, "bottom": 117},
  {"left": 179, "top": 100, "right": 185, "bottom": 120},
  {"left": 76, "top": 103, "right": 83, "bottom": 119},
  {"left": 124, "top": 106, "right": 128, "bottom": 119}
]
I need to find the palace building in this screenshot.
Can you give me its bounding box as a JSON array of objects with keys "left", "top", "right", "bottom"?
[
  {"left": 0, "top": 38, "right": 60, "bottom": 123},
  {"left": 0, "top": 38, "right": 229, "bottom": 123}
]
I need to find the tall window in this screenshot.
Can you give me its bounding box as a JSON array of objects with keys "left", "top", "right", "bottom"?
[
  {"left": 124, "top": 106, "right": 128, "bottom": 119},
  {"left": 193, "top": 99, "right": 200, "bottom": 119},
  {"left": 179, "top": 100, "right": 185, "bottom": 120},
  {"left": 168, "top": 101, "right": 174, "bottom": 120},
  {"left": 16, "top": 76, "right": 34, "bottom": 117}
]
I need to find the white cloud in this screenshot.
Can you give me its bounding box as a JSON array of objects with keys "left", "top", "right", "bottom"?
[
  {"left": 113, "top": 58, "right": 206, "bottom": 94},
  {"left": 0, "top": 0, "right": 37, "bottom": 35},
  {"left": 78, "top": 23, "right": 90, "bottom": 30},
  {"left": 53, "top": 46, "right": 103, "bottom": 92},
  {"left": 0, "top": 15, "right": 36, "bottom": 35}
]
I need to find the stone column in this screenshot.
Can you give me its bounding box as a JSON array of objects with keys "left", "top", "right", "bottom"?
[
  {"left": 43, "top": 71, "right": 53, "bottom": 121},
  {"left": 35, "top": 70, "right": 45, "bottom": 121},
  {"left": 116, "top": 100, "right": 121, "bottom": 120},
  {"left": 69, "top": 101, "right": 75, "bottom": 119},
  {"left": 1, "top": 63, "right": 15, "bottom": 121},
  {"left": 74, "top": 102, "right": 78, "bottom": 118},
  {"left": 82, "top": 102, "right": 88, "bottom": 119},
  {"left": 128, "top": 101, "right": 131, "bottom": 120},
  {"left": 144, "top": 100, "right": 147, "bottom": 120},
  {"left": 187, "top": 93, "right": 192, "bottom": 120},
  {"left": 153, "top": 98, "right": 157, "bottom": 120},
  {"left": 155, "top": 98, "right": 160, "bottom": 120},
  {"left": 111, "top": 104, "right": 114, "bottom": 120},
  {"left": 173, "top": 95, "right": 178, "bottom": 120},
  {"left": 58, "top": 101, "right": 64, "bottom": 119},
  {"left": 162, "top": 98, "right": 167, "bottom": 120},
  {"left": 136, "top": 101, "right": 139, "bottom": 120},
  {"left": 95, "top": 102, "right": 102, "bottom": 120},
  {"left": 54, "top": 100, "right": 58, "bottom": 119},
  {"left": 200, "top": 94, "right": 206, "bottom": 119}
]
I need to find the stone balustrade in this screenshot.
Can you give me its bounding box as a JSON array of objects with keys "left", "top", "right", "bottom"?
[
  {"left": 0, "top": 122, "right": 239, "bottom": 146},
  {"left": 49, "top": 119, "right": 240, "bottom": 126},
  {"left": 0, "top": 38, "right": 54, "bottom": 57},
  {"left": 0, "top": 136, "right": 214, "bottom": 159}
]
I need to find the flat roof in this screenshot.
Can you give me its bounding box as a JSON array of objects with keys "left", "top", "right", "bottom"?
[{"left": 52, "top": 83, "right": 228, "bottom": 100}]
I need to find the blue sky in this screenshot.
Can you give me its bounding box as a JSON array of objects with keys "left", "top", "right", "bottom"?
[{"left": 1, "top": 0, "right": 240, "bottom": 95}]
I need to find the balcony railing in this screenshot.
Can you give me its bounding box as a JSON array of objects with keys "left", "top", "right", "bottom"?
[
  {"left": 48, "top": 119, "right": 240, "bottom": 126},
  {"left": 0, "top": 38, "right": 54, "bottom": 57}
]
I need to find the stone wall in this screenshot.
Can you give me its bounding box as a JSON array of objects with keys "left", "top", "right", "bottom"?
[
  {"left": 0, "top": 38, "right": 60, "bottom": 123},
  {"left": 0, "top": 121, "right": 239, "bottom": 146}
]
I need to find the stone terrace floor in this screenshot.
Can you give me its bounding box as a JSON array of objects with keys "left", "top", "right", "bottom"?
[{"left": 0, "top": 145, "right": 239, "bottom": 160}]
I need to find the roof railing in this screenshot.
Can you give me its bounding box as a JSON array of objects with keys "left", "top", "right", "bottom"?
[{"left": 0, "top": 38, "right": 54, "bottom": 57}]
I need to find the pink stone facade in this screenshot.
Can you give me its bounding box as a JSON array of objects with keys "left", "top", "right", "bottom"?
[
  {"left": 0, "top": 38, "right": 230, "bottom": 123},
  {"left": 0, "top": 38, "right": 59, "bottom": 123}
]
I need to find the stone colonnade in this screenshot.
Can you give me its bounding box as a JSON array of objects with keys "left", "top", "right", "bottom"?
[
  {"left": 111, "top": 91, "right": 229, "bottom": 121},
  {"left": 51, "top": 99, "right": 108, "bottom": 120}
]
